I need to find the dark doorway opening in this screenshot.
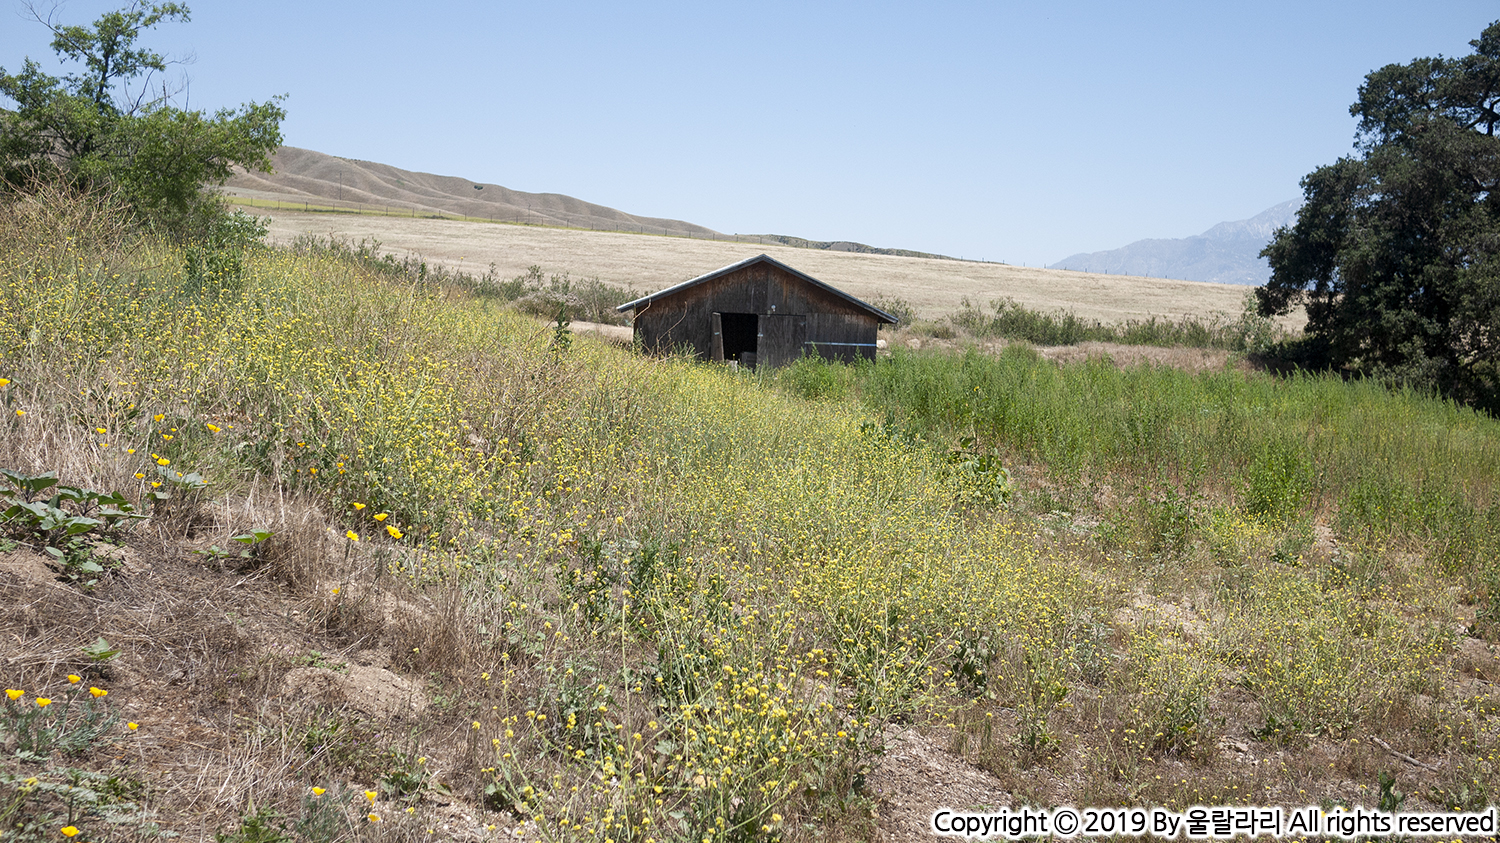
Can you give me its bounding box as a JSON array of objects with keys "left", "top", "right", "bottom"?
[{"left": 719, "top": 313, "right": 758, "bottom": 364}]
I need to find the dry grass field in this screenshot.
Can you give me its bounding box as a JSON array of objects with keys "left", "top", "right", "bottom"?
[{"left": 250, "top": 209, "right": 1291, "bottom": 327}]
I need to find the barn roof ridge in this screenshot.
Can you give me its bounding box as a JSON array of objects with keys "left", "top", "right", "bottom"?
[{"left": 615, "top": 253, "right": 898, "bottom": 323}]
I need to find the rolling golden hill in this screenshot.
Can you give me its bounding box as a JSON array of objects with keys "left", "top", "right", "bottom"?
[{"left": 227, "top": 146, "right": 1293, "bottom": 326}]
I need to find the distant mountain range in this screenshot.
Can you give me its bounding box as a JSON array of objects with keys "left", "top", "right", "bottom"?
[
  {"left": 224, "top": 147, "right": 953, "bottom": 259},
  {"left": 1049, "top": 200, "right": 1302, "bottom": 285}
]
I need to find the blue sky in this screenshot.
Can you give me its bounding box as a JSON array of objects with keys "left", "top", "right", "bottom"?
[{"left": 3, "top": 1, "right": 1497, "bottom": 265}]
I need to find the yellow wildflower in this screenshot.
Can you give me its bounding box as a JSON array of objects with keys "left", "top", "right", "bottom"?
[
  {"left": 206, "top": 423, "right": 220, "bottom": 433},
  {"left": 352, "top": 502, "right": 366, "bottom": 510},
  {"left": 61, "top": 827, "right": 80, "bottom": 838},
  {"left": 156, "top": 457, "right": 169, "bottom": 466},
  {"left": 346, "top": 531, "right": 359, "bottom": 542},
  {"left": 127, "top": 722, "right": 139, "bottom": 730},
  {"left": 35, "top": 697, "right": 51, "bottom": 708},
  {"left": 89, "top": 687, "right": 107, "bottom": 698},
  {"left": 373, "top": 512, "right": 388, "bottom": 521},
  {"left": 67, "top": 675, "right": 81, "bottom": 684},
  {"left": 5, "top": 689, "right": 23, "bottom": 700},
  {"left": 311, "top": 786, "right": 326, "bottom": 796},
  {"left": 386, "top": 525, "right": 403, "bottom": 540}
]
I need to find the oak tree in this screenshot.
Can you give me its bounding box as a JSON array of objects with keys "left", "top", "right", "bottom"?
[{"left": 1258, "top": 22, "right": 1500, "bottom": 411}]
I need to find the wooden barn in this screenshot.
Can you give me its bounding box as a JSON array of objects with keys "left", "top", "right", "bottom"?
[{"left": 616, "top": 254, "right": 897, "bottom": 368}]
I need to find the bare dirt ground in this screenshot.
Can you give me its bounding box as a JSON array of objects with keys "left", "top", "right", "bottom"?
[
  {"left": 867, "top": 727, "right": 1012, "bottom": 843},
  {"left": 252, "top": 210, "right": 1292, "bottom": 327},
  {"left": 568, "top": 320, "right": 634, "bottom": 345}
]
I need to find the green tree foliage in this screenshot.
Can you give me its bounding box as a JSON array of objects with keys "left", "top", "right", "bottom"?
[
  {"left": 1258, "top": 22, "right": 1500, "bottom": 412},
  {"left": 0, "top": 1, "right": 284, "bottom": 238}
]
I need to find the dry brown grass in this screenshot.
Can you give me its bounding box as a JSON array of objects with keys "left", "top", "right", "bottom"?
[
  {"left": 0, "top": 501, "right": 512, "bottom": 838},
  {"left": 0, "top": 177, "right": 133, "bottom": 264},
  {"left": 223, "top": 146, "right": 723, "bottom": 239},
  {"left": 884, "top": 330, "right": 1247, "bottom": 373},
  {"left": 249, "top": 209, "right": 1303, "bottom": 329},
  {"left": 0, "top": 375, "right": 502, "bottom": 837}
]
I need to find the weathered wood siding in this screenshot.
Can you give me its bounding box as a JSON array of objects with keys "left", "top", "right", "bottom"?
[{"left": 633, "top": 262, "right": 879, "bottom": 365}]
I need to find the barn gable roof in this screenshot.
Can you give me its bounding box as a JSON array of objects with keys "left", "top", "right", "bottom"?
[{"left": 615, "top": 254, "right": 899, "bottom": 323}]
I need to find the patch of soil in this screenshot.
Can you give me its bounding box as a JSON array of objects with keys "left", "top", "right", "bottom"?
[
  {"left": 0, "top": 546, "right": 61, "bottom": 586},
  {"left": 568, "top": 319, "right": 633, "bottom": 344},
  {"left": 1454, "top": 636, "right": 1500, "bottom": 682},
  {"left": 868, "top": 726, "right": 1011, "bottom": 842},
  {"left": 280, "top": 663, "right": 427, "bottom": 720}
]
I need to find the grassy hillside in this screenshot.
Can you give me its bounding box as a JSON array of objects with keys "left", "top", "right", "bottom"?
[
  {"left": 222, "top": 147, "right": 953, "bottom": 260},
  {"left": 223, "top": 147, "right": 722, "bottom": 239},
  {"left": 1, "top": 191, "right": 1497, "bottom": 842}
]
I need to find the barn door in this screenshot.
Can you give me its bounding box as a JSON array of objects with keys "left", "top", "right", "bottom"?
[
  {"left": 711, "top": 312, "right": 725, "bottom": 362},
  {"left": 758, "top": 314, "right": 807, "bottom": 368}
]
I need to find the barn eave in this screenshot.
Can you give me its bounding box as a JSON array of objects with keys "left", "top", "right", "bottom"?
[{"left": 614, "top": 253, "right": 898, "bottom": 324}]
